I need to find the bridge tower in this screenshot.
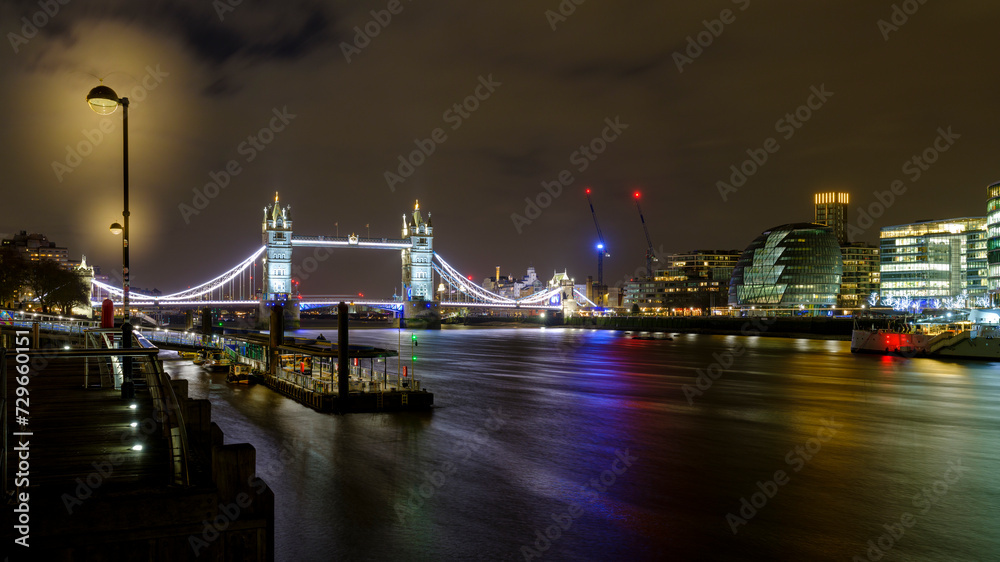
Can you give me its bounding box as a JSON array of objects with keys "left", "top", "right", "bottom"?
[
  {"left": 262, "top": 192, "right": 293, "bottom": 300},
  {"left": 401, "top": 200, "right": 434, "bottom": 300},
  {"left": 260, "top": 192, "right": 299, "bottom": 329},
  {"left": 401, "top": 200, "right": 440, "bottom": 328}
]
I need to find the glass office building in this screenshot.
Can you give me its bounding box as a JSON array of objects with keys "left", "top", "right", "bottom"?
[
  {"left": 839, "top": 243, "right": 880, "bottom": 307},
  {"left": 988, "top": 182, "right": 1000, "bottom": 298},
  {"left": 879, "top": 217, "right": 987, "bottom": 302},
  {"left": 728, "top": 223, "right": 843, "bottom": 311}
]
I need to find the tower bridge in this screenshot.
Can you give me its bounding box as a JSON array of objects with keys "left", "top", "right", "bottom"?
[{"left": 90, "top": 194, "right": 595, "bottom": 326}]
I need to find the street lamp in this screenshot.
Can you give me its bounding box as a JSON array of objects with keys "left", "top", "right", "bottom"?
[{"left": 87, "top": 83, "right": 133, "bottom": 399}]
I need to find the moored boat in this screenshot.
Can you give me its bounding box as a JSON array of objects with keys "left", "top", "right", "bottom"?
[
  {"left": 205, "top": 351, "right": 234, "bottom": 372},
  {"left": 851, "top": 310, "right": 1000, "bottom": 359},
  {"left": 227, "top": 364, "right": 256, "bottom": 384},
  {"left": 192, "top": 350, "right": 208, "bottom": 365}
]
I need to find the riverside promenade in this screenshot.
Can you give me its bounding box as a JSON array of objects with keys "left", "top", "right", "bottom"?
[{"left": 1, "top": 328, "right": 274, "bottom": 560}]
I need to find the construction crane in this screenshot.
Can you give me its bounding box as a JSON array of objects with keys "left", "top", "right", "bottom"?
[
  {"left": 585, "top": 188, "right": 610, "bottom": 285},
  {"left": 633, "top": 191, "right": 658, "bottom": 277}
]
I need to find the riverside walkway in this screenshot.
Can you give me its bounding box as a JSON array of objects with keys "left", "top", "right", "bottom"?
[{"left": 1, "top": 327, "right": 274, "bottom": 560}]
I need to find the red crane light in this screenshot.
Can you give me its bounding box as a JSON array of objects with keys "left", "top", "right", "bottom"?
[
  {"left": 633, "top": 191, "right": 641, "bottom": 199},
  {"left": 585, "top": 188, "right": 591, "bottom": 194}
]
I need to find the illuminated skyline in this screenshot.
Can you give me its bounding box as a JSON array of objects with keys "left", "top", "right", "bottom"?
[{"left": 2, "top": 1, "right": 999, "bottom": 296}]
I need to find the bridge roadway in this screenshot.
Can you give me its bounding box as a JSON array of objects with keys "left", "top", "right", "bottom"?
[{"left": 88, "top": 298, "right": 562, "bottom": 310}]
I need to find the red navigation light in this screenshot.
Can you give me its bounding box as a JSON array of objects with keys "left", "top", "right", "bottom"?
[
  {"left": 585, "top": 188, "right": 591, "bottom": 194},
  {"left": 358, "top": 292, "right": 364, "bottom": 297},
  {"left": 633, "top": 191, "right": 641, "bottom": 199},
  {"left": 467, "top": 275, "right": 473, "bottom": 280}
]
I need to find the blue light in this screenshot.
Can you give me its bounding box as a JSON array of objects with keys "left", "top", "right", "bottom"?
[{"left": 597, "top": 243, "right": 604, "bottom": 250}]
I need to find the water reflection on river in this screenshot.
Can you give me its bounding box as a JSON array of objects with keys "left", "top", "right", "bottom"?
[{"left": 161, "top": 327, "right": 1000, "bottom": 561}]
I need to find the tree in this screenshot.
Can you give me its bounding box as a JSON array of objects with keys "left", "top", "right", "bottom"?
[
  {"left": 26, "top": 259, "right": 87, "bottom": 315},
  {"left": 50, "top": 269, "right": 90, "bottom": 315},
  {"left": 0, "top": 247, "right": 28, "bottom": 308}
]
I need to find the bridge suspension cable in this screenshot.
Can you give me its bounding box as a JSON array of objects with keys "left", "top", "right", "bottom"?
[
  {"left": 432, "top": 253, "right": 575, "bottom": 307},
  {"left": 92, "top": 246, "right": 266, "bottom": 302},
  {"left": 431, "top": 253, "right": 514, "bottom": 304}
]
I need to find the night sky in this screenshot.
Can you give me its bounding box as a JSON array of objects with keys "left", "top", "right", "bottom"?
[{"left": 2, "top": 0, "right": 999, "bottom": 297}]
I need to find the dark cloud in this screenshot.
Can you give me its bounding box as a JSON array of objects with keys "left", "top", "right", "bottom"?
[{"left": 2, "top": 0, "right": 1000, "bottom": 297}]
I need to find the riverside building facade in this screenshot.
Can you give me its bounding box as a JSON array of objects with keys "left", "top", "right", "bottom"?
[
  {"left": 814, "top": 192, "right": 849, "bottom": 245},
  {"left": 988, "top": 182, "right": 1000, "bottom": 299},
  {"left": 623, "top": 250, "right": 741, "bottom": 314},
  {"left": 838, "top": 243, "right": 880, "bottom": 308},
  {"left": 879, "top": 217, "right": 987, "bottom": 303}
]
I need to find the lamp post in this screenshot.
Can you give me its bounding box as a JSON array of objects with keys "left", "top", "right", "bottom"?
[{"left": 87, "top": 84, "right": 133, "bottom": 399}]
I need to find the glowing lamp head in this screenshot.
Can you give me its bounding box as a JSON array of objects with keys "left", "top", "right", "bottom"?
[
  {"left": 585, "top": 188, "right": 591, "bottom": 194},
  {"left": 633, "top": 191, "right": 641, "bottom": 199},
  {"left": 87, "top": 85, "right": 121, "bottom": 115},
  {"left": 597, "top": 243, "right": 604, "bottom": 250},
  {"left": 109, "top": 222, "right": 123, "bottom": 236}
]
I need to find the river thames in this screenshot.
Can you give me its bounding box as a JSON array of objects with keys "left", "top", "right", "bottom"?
[{"left": 162, "top": 327, "right": 1000, "bottom": 561}]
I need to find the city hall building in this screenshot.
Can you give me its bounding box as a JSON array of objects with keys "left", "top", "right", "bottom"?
[{"left": 728, "top": 223, "right": 843, "bottom": 314}]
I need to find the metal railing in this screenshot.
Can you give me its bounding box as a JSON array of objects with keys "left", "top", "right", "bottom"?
[
  {"left": 138, "top": 328, "right": 216, "bottom": 348},
  {"left": 273, "top": 363, "right": 420, "bottom": 394},
  {"left": 0, "top": 344, "right": 191, "bottom": 489},
  {"left": 1, "top": 309, "right": 98, "bottom": 329}
]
